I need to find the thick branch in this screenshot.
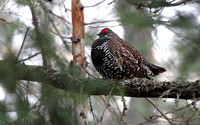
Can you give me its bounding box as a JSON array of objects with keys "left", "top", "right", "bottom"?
[{"left": 0, "top": 61, "right": 199, "bottom": 99}]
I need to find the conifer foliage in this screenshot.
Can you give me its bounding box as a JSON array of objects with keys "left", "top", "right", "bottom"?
[{"left": 0, "top": 0, "right": 199, "bottom": 125}]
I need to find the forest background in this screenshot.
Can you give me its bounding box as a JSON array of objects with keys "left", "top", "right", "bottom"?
[{"left": 0, "top": 0, "right": 200, "bottom": 124}]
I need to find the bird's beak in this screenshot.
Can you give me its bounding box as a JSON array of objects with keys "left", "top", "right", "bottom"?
[{"left": 97, "top": 33, "right": 100, "bottom": 36}]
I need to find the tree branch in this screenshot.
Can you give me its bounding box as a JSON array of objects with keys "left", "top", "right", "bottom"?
[
  {"left": 128, "top": 0, "right": 194, "bottom": 9},
  {"left": 0, "top": 60, "right": 199, "bottom": 99},
  {"left": 84, "top": 19, "right": 119, "bottom": 25},
  {"left": 83, "top": 0, "right": 105, "bottom": 8}
]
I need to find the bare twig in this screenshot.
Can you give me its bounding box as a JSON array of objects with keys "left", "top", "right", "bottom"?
[
  {"left": 62, "top": 0, "right": 71, "bottom": 12},
  {"left": 16, "top": 27, "right": 29, "bottom": 61},
  {"left": 45, "top": 10, "right": 70, "bottom": 50},
  {"left": 0, "top": 40, "right": 13, "bottom": 54},
  {"left": 89, "top": 96, "right": 99, "bottom": 122},
  {"left": 85, "top": 19, "right": 119, "bottom": 25},
  {"left": 80, "top": 111, "right": 88, "bottom": 125},
  {"left": 18, "top": 52, "right": 41, "bottom": 63},
  {"left": 112, "top": 97, "right": 122, "bottom": 115},
  {"left": 1, "top": 0, "right": 9, "bottom": 11},
  {"left": 17, "top": 82, "right": 40, "bottom": 99},
  {"left": 99, "top": 97, "right": 110, "bottom": 123},
  {"left": 107, "top": 86, "right": 115, "bottom": 103},
  {"left": 120, "top": 95, "right": 127, "bottom": 121},
  {"left": 0, "top": 18, "right": 13, "bottom": 25},
  {"left": 108, "top": 0, "right": 116, "bottom": 5},
  {"left": 84, "top": 0, "right": 105, "bottom": 8},
  {"left": 48, "top": 9, "right": 71, "bottom": 24},
  {"left": 100, "top": 95, "right": 127, "bottom": 125},
  {"left": 88, "top": 24, "right": 122, "bottom": 28},
  {"left": 146, "top": 98, "right": 172, "bottom": 124},
  {"left": 141, "top": 99, "right": 196, "bottom": 125}
]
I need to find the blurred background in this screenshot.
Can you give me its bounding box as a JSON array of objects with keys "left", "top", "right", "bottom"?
[{"left": 0, "top": 0, "right": 200, "bottom": 124}]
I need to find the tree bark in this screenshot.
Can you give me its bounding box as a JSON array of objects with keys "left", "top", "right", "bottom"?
[
  {"left": 1, "top": 61, "right": 199, "bottom": 100},
  {"left": 71, "top": 0, "right": 85, "bottom": 67},
  {"left": 71, "top": 1, "right": 87, "bottom": 124}
]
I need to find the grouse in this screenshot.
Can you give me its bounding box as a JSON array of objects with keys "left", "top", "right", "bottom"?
[{"left": 91, "top": 28, "right": 166, "bottom": 80}]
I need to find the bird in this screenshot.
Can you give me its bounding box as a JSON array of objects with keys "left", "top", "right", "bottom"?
[{"left": 91, "top": 28, "right": 166, "bottom": 80}]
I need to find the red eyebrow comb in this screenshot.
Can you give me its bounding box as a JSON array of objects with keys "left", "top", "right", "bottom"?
[{"left": 102, "top": 30, "right": 108, "bottom": 33}]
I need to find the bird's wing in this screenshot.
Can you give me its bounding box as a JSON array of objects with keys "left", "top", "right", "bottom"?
[
  {"left": 119, "top": 39, "right": 144, "bottom": 64},
  {"left": 108, "top": 39, "right": 155, "bottom": 79},
  {"left": 107, "top": 39, "right": 148, "bottom": 78},
  {"left": 119, "top": 39, "right": 166, "bottom": 76},
  {"left": 108, "top": 39, "right": 139, "bottom": 63}
]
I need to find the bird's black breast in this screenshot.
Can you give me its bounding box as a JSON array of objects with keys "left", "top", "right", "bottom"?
[
  {"left": 91, "top": 37, "right": 113, "bottom": 78},
  {"left": 91, "top": 37, "right": 110, "bottom": 48},
  {"left": 91, "top": 48, "right": 105, "bottom": 67},
  {"left": 91, "top": 37, "right": 110, "bottom": 66}
]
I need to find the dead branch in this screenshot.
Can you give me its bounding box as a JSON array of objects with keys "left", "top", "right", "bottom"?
[
  {"left": 146, "top": 98, "right": 172, "bottom": 124},
  {"left": 84, "top": 20, "right": 120, "bottom": 25},
  {"left": 84, "top": 0, "right": 105, "bottom": 8}
]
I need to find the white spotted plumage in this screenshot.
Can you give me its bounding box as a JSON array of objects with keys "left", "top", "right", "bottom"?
[{"left": 91, "top": 28, "right": 166, "bottom": 80}]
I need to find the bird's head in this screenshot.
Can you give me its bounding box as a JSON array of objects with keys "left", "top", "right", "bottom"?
[{"left": 97, "top": 28, "right": 116, "bottom": 38}]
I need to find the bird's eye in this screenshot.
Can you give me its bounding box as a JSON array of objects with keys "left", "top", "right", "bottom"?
[{"left": 101, "top": 30, "right": 108, "bottom": 34}]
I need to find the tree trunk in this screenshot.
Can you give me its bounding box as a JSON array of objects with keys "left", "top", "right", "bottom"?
[
  {"left": 71, "top": 0, "right": 85, "bottom": 67},
  {"left": 71, "top": 0, "right": 87, "bottom": 124}
]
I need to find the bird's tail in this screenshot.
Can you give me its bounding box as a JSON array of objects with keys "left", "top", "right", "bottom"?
[{"left": 150, "top": 64, "right": 166, "bottom": 76}]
